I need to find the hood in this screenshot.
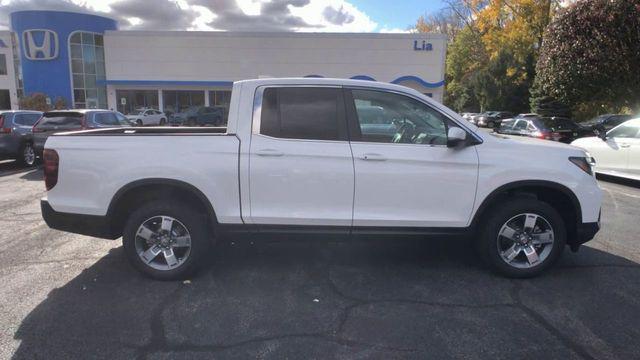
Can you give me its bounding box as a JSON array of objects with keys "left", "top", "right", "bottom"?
[{"left": 484, "top": 132, "right": 586, "bottom": 153}]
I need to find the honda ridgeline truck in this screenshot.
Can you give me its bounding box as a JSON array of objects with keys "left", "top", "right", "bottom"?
[{"left": 40, "top": 78, "right": 602, "bottom": 280}]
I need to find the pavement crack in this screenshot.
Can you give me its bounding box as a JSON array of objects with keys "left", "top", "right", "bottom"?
[{"left": 510, "top": 281, "right": 596, "bottom": 360}]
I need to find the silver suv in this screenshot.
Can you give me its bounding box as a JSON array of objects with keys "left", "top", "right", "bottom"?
[{"left": 0, "top": 110, "right": 43, "bottom": 166}]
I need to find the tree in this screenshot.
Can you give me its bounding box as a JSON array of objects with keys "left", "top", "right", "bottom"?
[
  {"left": 533, "top": 0, "right": 640, "bottom": 119},
  {"left": 19, "top": 93, "right": 50, "bottom": 111}
]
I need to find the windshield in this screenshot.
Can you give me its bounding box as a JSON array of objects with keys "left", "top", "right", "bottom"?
[{"left": 607, "top": 121, "right": 640, "bottom": 138}]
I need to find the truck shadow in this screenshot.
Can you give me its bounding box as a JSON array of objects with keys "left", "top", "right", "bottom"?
[
  {"left": 0, "top": 160, "right": 41, "bottom": 179},
  {"left": 11, "top": 237, "right": 640, "bottom": 359}
]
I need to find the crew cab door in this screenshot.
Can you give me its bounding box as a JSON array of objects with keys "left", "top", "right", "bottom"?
[
  {"left": 345, "top": 88, "right": 479, "bottom": 227},
  {"left": 248, "top": 86, "right": 354, "bottom": 227}
]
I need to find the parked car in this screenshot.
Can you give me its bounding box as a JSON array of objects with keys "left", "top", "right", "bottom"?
[
  {"left": 571, "top": 118, "right": 640, "bottom": 181},
  {"left": 476, "top": 111, "right": 513, "bottom": 128},
  {"left": 41, "top": 78, "right": 601, "bottom": 280},
  {"left": 582, "top": 114, "right": 633, "bottom": 132},
  {"left": 0, "top": 110, "right": 43, "bottom": 166},
  {"left": 498, "top": 116, "right": 594, "bottom": 143},
  {"left": 31, "top": 109, "right": 130, "bottom": 155},
  {"left": 460, "top": 113, "right": 479, "bottom": 122},
  {"left": 169, "top": 106, "right": 225, "bottom": 126},
  {"left": 127, "top": 108, "right": 167, "bottom": 126}
]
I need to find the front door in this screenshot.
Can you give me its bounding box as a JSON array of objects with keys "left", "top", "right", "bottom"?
[
  {"left": 248, "top": 86, "right": 354, "bottom": 227},
  {"left": 345, "top": 88, "right": 479, "bottom": 228}
]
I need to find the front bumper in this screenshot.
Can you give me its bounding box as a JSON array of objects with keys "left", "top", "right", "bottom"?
[{"left": 41, "top": 199, "right": 118, "bottom": 239}]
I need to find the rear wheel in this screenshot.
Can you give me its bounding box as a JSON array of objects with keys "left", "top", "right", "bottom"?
[
  {"left": 159, "top": 118, "right": 166, "bottom": 126},
  {"left": 123, "top": 201, "right": 211, "bottom": 280},
  {"left": 476, "top": 198, "right": 566, "bottom": 278},
  {"left": 18, "top": 142, "right": 36, "bottom": 167}
]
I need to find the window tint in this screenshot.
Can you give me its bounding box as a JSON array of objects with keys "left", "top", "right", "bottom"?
[
  {"left": 499, "top": 119, "right": 515, "bottom": 131},
  {"left": 260, "top": 87, "right": 343, "bottom": 141},
  {"left": 350, "top": 89, "right": 448, "bottom": 145},
  {"left": 0, "top": 54, "right": 7, "bottom": 75},
  {"left": 94, "top": 112, "right": 121, "bottom": 126},
  {"left": 37, "top": 113, "right": 83, "bottom": 128},
  {"left": 514, "top": 120, "right": 528, "bottom": 130},
  {"left": 608, "top": 122, "right": 640, "bottom": 138},
  {"left": 14, "top": 113, "right": 41, "bottom": 126}
]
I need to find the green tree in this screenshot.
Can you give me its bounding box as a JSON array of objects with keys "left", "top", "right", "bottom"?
[{"left": 533, "top": 0, "right": 640, "bottom": 119}]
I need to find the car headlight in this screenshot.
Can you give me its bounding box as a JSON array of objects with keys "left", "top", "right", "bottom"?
[{"left": 569, "top": 156, "right": 595, "bottom": 175}]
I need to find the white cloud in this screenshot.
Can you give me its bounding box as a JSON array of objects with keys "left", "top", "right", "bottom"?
[
  {"left": 379, "top": 27, "right": 409, "bottom": 33},
  {"left": 0, "top": 0, "right": 393, "bottom": 33}
]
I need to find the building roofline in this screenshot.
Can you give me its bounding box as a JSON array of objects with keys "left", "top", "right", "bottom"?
[{"left": 103, "top": 30, "right": 448, "bottom": 40}]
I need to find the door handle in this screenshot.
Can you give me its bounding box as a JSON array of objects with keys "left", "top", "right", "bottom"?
[
  {"left": 256, "top": 149, "right": 284, "bottom": 157},
  {"left": 620, "top": 144, "right": 631, "bottom": 148},
  {"left": 360, "top": 153, "right": 387, "bottom": 161}
]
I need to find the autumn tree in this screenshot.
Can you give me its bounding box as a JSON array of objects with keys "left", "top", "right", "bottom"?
[{"left": 532, "top": 0, "right": 640, "bottom": 119}]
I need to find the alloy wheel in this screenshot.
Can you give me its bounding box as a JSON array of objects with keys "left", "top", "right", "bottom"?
[
  {"left": 134, "top": 215, "right": 192, "bottom": 271},
  {"left": 23, "top": 144, "right": 35, "bottom": 166},
  {"left": 496, "top": 213, "right": 555, "bottom": 269}
]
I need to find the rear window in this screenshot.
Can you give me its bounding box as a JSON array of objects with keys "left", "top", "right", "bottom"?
[
  {"left": 37, "top": 112, "right": 83, "bottom": 128},
  {"left": 14, "top": 113, "right": 42, "bottom": 126}
]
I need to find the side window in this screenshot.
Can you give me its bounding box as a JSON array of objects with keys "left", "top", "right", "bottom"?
[
  {"left": 499, "top": 119, "right": 515, "bottom": 131},
  {"left": 514, "top": 120, "right": 528, "bottom": 130},
  {"left": 608, "top": 123, "right": 640, "bottom": 138},
  {"left": 527, "top": 122, "right": 537, "bottom": 131},
  {"left": 349, "top": 89, "right": 448, "bottom": 145},
  {"left": 14, "top": 113, "right": 41, "bottom": 126},
  {"left": 259, "top": 87, "right": 344, "bottom": 141},
  {"left": 94, "top": 112, "right": 119, "bottom": 126}
]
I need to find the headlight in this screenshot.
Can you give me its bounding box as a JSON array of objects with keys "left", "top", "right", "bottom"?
[{"left": 569, "top": 156, "right": 595, "bottom": 175}]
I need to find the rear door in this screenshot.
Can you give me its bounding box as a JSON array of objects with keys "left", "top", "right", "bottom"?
[
  {"left": 248, "top": 86, "right": 354, "bottom": 227},
  {"left": 345, "top": 88, "right": 478, "bottom": 228}
]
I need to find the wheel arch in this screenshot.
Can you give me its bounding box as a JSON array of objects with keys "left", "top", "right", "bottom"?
[
  {"left": 471, "top": 180, "right": 582, "bottom": 245},
  {"left": 107, "top": 178, "right": 218, "bottom": 238}
]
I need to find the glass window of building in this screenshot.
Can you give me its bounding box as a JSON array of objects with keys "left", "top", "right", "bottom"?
[
  {"left": 69, "top": 32, "right": 107, "bottom": 109},
  {"left": 208, "top": 90, "right": 231, "bottom": 125},
  {"left": 115, "top": 90, "right": 159, "bottom": 114},
  {"left": 162, "top": 90, "right": 205, "bottom": 116},
  {"left": 0, "top": 54, "right": 7, "bottom": 75}
]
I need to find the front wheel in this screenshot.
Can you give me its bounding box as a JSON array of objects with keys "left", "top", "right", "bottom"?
[
  {"left": 123, "top": 201, "right": 212, "bottom": 280},
  {"left": 159, "top": 118, "right": 166, "bottom": 126},
  {"left": 136, "top": 119, "right": 143, "bottom": 126},
  {"left": 18, "top": 142, "right": 36, "bottom": 167},
  {"left": 476, "top": 198, "right": 566, "bottom": 278}
]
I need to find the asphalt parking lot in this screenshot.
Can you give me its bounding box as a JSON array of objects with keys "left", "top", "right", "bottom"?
[{"left": 1, "top": 159, "right": 639, "bottom": 360}]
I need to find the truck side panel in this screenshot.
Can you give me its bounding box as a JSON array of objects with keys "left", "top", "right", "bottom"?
[{"left": 45, "top": 134, "right": 242, "bottom": 224}]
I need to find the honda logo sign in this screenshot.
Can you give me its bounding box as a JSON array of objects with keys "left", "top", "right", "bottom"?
[{"left": 22, "top": 29, "right": 59, "bottom": 60}]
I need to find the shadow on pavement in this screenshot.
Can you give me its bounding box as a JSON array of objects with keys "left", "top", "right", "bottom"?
[
  {"left": 0, "top": 160, "right": 40, "bottom": 178},
  {"left": 12, "top": 237, "right": 640, "bottom": 359}
]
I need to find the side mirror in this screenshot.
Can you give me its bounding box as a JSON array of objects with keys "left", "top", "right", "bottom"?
[
  {"left": 447, "top": 127, "right": 467, "bottom": 148},
  {"left": 598, "top": 130, "right": 607, "bottom": 141}
]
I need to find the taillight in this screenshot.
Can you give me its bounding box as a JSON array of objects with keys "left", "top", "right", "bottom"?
[
  {"left": 0, "top": 115, "right": 10, "bottom": 134},
  {"left": 43, "top": 149, "right": 59, "bottom": 191}
]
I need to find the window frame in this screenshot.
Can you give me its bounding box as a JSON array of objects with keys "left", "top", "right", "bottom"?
[
  {"left": 0, "top": 54, "right": 7, "bottom": 75},
  {"left": 252, "top": 85, "right": 348, "bottom": 142}
]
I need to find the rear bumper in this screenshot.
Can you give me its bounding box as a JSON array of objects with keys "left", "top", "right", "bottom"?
[{"left": 41, "top": 199, "right": 118, "bottom": 239}]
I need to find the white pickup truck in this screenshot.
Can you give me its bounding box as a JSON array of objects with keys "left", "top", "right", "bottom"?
[{"left": 41, "top": 78, "right": 602, "bottom": 280}]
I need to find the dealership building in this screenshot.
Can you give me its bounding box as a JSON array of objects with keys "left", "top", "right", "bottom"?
[{"left": 1, "top": 10, "right": 447, "bottom": 115}]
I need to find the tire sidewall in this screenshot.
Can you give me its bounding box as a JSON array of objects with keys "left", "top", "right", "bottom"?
[
  {"left": 479, "top": 198, "right": 566, "bottom": 278},
  {"left": 123, "top": 201, "right": 211, "bottom": 280},
  {"left": 19, "top": 142, "right": 36, "bottom": 166}
]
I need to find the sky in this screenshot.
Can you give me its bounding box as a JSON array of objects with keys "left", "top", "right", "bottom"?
[{"left": 0, "top": 0, "right": 447, "bottom": 33}]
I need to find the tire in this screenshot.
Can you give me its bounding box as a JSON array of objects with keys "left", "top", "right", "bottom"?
[
  {"left": 475, "top": 198, "right": 566, "bottom": 278},
  {"left": 159, "top": 118, "right": 166, "bottom": 126},
  {"left": 487, "top": 121, "right": 495, "bottom": 128},
  {"left": 123, "top": 200, "right": 212, "bottom": 280},
  {"left": 136, "top": 119, "right": 143, "bottom": 126},
  {"left": 17, "top": 142, "right": 36, "bottom": 167}
]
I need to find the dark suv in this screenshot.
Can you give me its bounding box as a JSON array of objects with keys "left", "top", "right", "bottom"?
[
  {"left": 31, "top": 109, "right": 130, "bottom": 155},
  {"left": 0, "top": 110, "right": 43, "bottom": 166},
  {"left": 475, "top": 111, "right": 514, "bottom": 128},
  {"left": 169, "top": 106, "right": 225, "bottom": 126},
  {"left": 497, "top": 116, "right": 594, "bottom": 143},
  {"left": 582, "top": 114, "right": 633, "bottom": 132}
]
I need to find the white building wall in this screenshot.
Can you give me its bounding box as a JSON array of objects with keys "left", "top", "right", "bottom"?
[
  {"left": 103, "top": 31, "right": 447, "bottom": 110},
  {"left": 0, "top": 31, "right": 19, "bottom": 110}
]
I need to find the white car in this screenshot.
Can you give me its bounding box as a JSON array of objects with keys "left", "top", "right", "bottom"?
[
  {"left": 126, "top": 109, "right": 167, "bottom": 126},
  {"left": 571, "top": 118, "right": 640, "bottom": 181},
  {"left": 40, "top": 78, "right": 602, "bottom": 280}
]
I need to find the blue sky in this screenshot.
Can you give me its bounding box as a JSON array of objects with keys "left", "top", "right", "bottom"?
[{"left": 350, "top": 0, "right": 447, "bottom": 31}]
